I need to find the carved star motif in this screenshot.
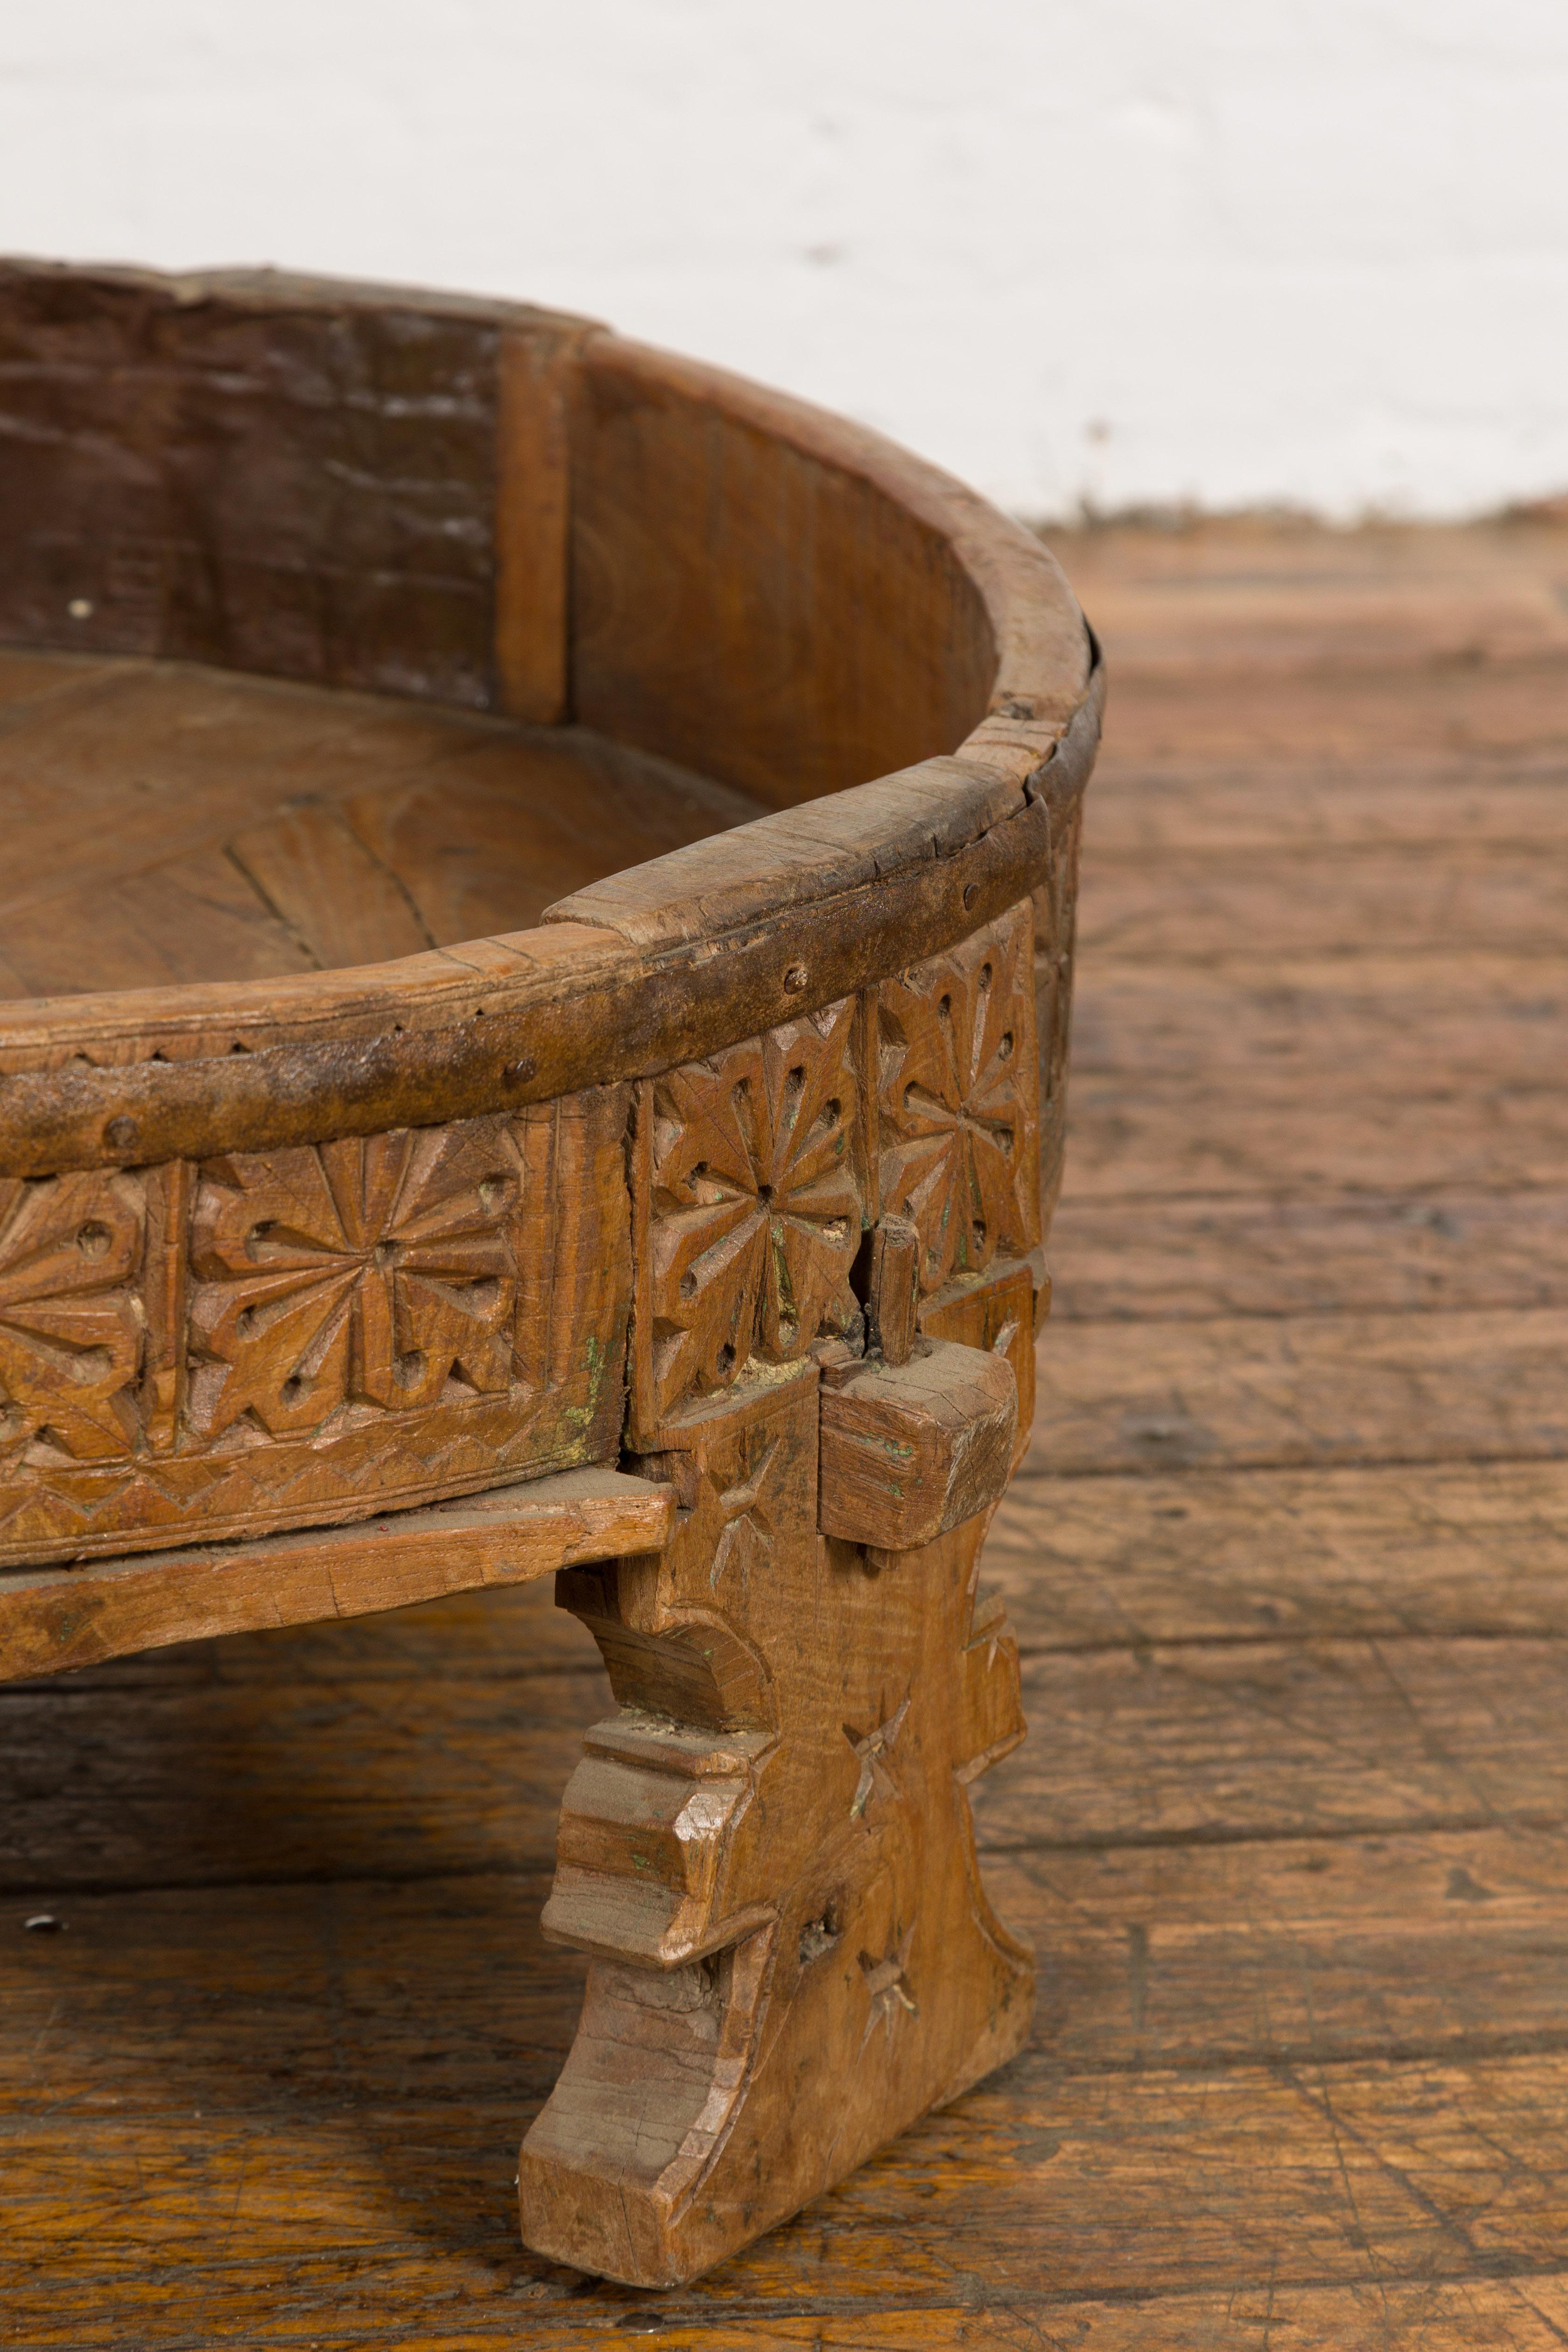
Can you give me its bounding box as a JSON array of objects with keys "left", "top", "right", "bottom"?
[
  {"left": 709, "top": 1435, "right": 785, "bottom": 1603},
  {"left": 858, "top": 1926, "right": 918, "bottom": 2054},
  {"left": 642, "top": 1002, "right": 865, "bottom": 1422},
  {"left": 878, "top": 905, "right": 1038, "bottom": 1296},
  {"left": 188, "top": 1123, "right": 521, "bottom": 1439},
  {"left": 0, "top": 1172, "right": 143, "bottom": 1463},
  {"left": 843, "top": 1693, "right": 911, "bottom": 1819}
]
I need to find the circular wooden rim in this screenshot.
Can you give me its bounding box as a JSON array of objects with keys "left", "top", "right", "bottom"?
[{"left": 0, "top": 308, "right": 1101, "bottom": 1178}]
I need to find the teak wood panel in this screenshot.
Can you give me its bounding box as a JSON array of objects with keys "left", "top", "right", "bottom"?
[
  {"left": 0, "top": 899, "right": 1047, "bottom": 1568},
  {"left": 0, "top": 1089, "right": 630, "bottom": 1566}
]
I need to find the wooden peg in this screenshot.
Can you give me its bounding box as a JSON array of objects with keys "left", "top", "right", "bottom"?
[{"left": 868, "top": 1214, "right": 921, "bottom": 1367}]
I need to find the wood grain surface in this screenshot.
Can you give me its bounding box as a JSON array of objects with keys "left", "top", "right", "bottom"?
[
  {"left": 5, "top": 515, "right": 1568, "bottom": 2342},
  {"left": 0, "top": 1464, "right": 676, "bottom": 1681},
  {"left": 0, "top": 650, "right": 764, "bottom": 997}
]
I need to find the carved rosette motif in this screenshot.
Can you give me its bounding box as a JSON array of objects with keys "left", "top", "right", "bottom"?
[
  {"left": 0, "top": 1171, "right": 146, "bottom": 1464},
  {"left": 632, "top": 998, "right": 866, "bottom": 1437},
  {"left": 876, "top": 900, "right": 1041, "bottom": 1296},
  {"left": 0, "top": 1092, "right": 630, "bottom": 1568},
  {"left": 626, "top": 905, "right": 1046, "bottom": 1439},
  {"left": 188, "top": 1123, "right": 525, "bottom": 1440}
]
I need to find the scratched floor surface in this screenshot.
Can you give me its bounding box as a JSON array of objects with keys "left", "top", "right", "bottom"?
[{"left": 5, "top": 513, "right": 1568, "bottom": 2348}]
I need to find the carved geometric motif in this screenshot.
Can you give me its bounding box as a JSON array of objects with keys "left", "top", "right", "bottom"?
[
  {"left": 633, "top": 998, "right": 866, "bottom": 1434},
  {"left": 0, "top": 1089, "right": 632, "bottom": 1570},
  {"left": 0, "top": 1171, "right": 145, "bottom": 1464},
  {"left": 188, "top": 1122, "right": 525, "bottom": 1440},
  {"left": 707, "top": 1428, "right": 786, "bottom": 1605},
  {"left": 877, "top": 899, "right": 1041, "bottom": 1296}
]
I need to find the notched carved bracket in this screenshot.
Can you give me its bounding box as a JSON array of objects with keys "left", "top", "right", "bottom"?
[
  {"left": 519, "top": 1366, "right": 1034, "bottom": 2287},
  {"left": 544, "top": 1713, "right": 776, "bottom": 1969}
]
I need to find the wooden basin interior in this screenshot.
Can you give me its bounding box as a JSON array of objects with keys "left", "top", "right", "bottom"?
[
  {"left": 0, "top": 651, "right": 768, "bottom": 998},
  {"left": 0, "top": 264, "right": 1003, "bottom": 1003}
]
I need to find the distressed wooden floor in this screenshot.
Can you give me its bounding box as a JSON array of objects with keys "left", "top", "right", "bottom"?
[{"left": 6, "top": 515, "right": 1568, "bottom": 2348}]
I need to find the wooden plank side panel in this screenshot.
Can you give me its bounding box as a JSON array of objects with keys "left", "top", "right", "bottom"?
[
  {"left": 155, "top": 292, "right": 500, "bottom": 705},
  {"left": 0, "top": 261, "right": 504, "bottom": 706},
  {"left": 0, "top": 263, "right": 612, "bottom": 720},
  {"left": 0, "top": 264, "right": 173, "bottom": 660},
  {"left": 568, "top": 336, "right": 998, "bottom": 807},
  {"left": 492, "top": 324, "right": 583, "bottom": 723}
]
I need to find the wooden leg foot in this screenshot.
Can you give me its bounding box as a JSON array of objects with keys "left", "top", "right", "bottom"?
[{"left": 518, "top": 1366, "right": 1033, "bottom": 2287}]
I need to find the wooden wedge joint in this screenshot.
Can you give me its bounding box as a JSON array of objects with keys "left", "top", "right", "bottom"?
[{"left": 818, "top": 1339, "right": 1018, "bottom": 1551}]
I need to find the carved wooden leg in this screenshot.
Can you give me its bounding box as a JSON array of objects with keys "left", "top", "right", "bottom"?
[{"left": 517, "top": 1354, "right": 1033, "bottom": 2287}]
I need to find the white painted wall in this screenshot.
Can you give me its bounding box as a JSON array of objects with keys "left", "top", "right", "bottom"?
[{"left": 2, "top": 1, "right": 1565, "bottom": 521}]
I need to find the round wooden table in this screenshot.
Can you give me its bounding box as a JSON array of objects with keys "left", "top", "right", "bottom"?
[{"left": 0, "top": 258, "right": 1101, "bottom": 2286}]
